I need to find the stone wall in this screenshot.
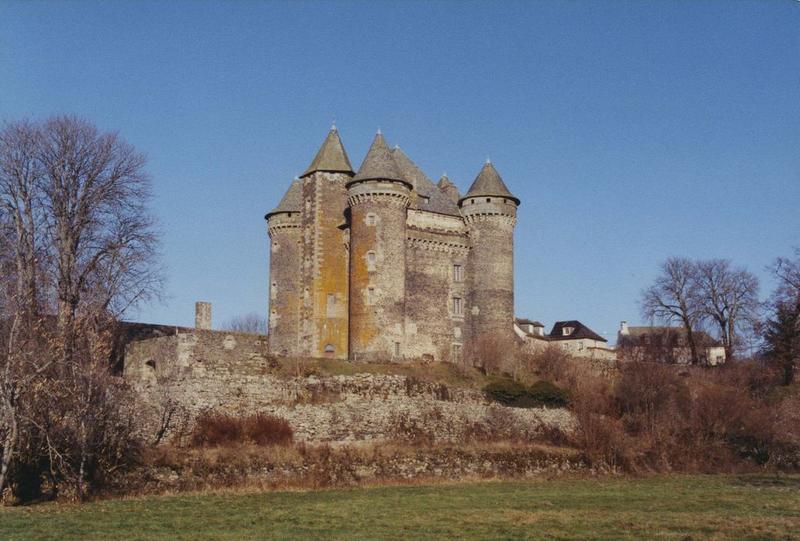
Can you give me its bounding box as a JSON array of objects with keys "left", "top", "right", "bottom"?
[
  {"left": 124, "top": 331, "right": 574, "bottom": 445},
  {"left": 267, "top": 211, "right": 302, "bottom": 355},
  {"left": 405, "top": 220, "right": 471, "bottom": 362}
]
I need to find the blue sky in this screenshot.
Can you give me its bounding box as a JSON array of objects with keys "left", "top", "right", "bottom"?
[{"left": 2, "top": 1, "right": 798, "bottom": 342}]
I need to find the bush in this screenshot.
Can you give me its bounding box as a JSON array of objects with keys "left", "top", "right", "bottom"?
[
  {"left": 190, "top": 412, "right": 293, "bottom": 447},
  {"left": 243, "top": 413, "right": 293, "bottom": 446},
  {"left": 528, "top": 381, "right": 571, "bottom": 407},
  {"left": 484, "top": 379, "right": 570, "bottom": 408}
]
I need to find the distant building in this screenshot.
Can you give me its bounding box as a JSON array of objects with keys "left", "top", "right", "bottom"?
[
  {"left": 515, "top": 317, "right": 615, "bottom": 361},
  {"left": 617, "top": 321, "right": 726, "bottom": 365},
  {"left": 547, "top": 320, "right": 615, "bottom": 360}
]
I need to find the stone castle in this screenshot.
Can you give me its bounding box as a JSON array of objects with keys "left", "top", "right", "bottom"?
[{"left": 265, "top": 127, "right": 520, "bottom": 362}]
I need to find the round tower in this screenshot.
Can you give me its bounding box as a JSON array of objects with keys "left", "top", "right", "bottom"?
[
  {"left": 265, "top": 180, "right": 302, "bottom": 355},
  {"left": 459, "top": 161, "right": 520, "bottom": 344},
  {"left": 347, "top": 132, "right": 411, "bottom": 361}
]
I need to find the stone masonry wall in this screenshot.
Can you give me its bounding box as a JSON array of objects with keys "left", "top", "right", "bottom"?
[
  {"left": 405, "top": 215, "right": 472, "bottom": 362},
  {"left": 124, "top": 331, "right": 574, "bottom": 444}
]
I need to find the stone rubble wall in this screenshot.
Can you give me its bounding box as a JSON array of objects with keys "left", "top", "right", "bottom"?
[{"left": 124, "top": 331, "right": 575, "bottom": 444}]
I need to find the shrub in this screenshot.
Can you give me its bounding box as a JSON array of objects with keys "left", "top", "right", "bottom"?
[
  {"left": 243, "top": 413, "right": 293, "bottom": 446},
  {"left": 483, "top": 379, "right": 570, "bottom": 408},
  {"left": 190, "top": 412, "right": 245, "bottom": 447},
  {"left": 528, "top": 381, "right": 571, "bottom": 408},
  {"left": 189, "top": 412, "right": 293, "bottom": 447}
]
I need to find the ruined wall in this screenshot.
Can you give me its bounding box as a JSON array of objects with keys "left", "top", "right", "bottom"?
[
  {"left": 348, "top": 181, "right": 410, "bottom": 361},
  {"left": 267, "top": 212, "right": 302, "bottom": 355},
  {"left": 124, "top": 333, "right": 574, "bottom": 444},
  {"left": 461, "top": 197, "right": 517, "bottom": 343},
  {"left": 300, "top": 171, "right": 351, "bottom": 359},
  {"left": 405, "top": 210, "right": 472, "bottom": 362}
]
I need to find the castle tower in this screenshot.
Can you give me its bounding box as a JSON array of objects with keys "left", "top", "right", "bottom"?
[
  {"left": 459, "top": 161, "right": 520, "bottom": 344},
  {"left": 297, "top": 126, "right": 354, "bottom": 359},
  {"left": 347, "top": 132, "right": 412, "bottom": 360},
  {"left": 266, "top": 180, "right": 302, "bottom": 355}
]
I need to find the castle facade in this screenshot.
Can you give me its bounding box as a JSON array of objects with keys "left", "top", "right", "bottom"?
[{"left": 265, "top": 127, "right": 520, "bottom": 362}]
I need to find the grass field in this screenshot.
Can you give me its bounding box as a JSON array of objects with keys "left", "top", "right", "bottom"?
[{"left": 2, "top": 475, "right": 799, "bottom": 540}]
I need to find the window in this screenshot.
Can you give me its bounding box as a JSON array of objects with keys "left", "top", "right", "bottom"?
[
  {"left": 470, "top": 199, "right": 475, "bottom": 204},
  {"left": 420, "top": 196, "right": 430, "bottom": 204},
  {"left": 270, "top": 282, "right": 277, "bottom": 300},
  {"left": 367, "top": 251, "right": 376, "bottom": 271},
  {"left": 367, "top": 287, "right": 376, "bottom": 305},
  {"left": 563, "top": 327, "right": 574, "bottom": 336},
  {"left": 486, "top": 198, "right": 491, "bottom": 203},
  {"left": 366, "top": 213, "right": 376, "bottom": 226},
  {"left": 394, "top": 342, "right": 401, "bottom": 357},
  {"left": 453, "top": 264, "right": 464, "bottom": 282},
  {"left": 453, "top": 297, "right": 463, "bottom": 316},
  {"left": 451, "top": 344, "right": 462, "bottom": 363},
  {"left": 326, "top": 293, "right": 335, "bottom": 317},
  {"left": 324, "top": 344, "right": 335, "bottom": 356}
]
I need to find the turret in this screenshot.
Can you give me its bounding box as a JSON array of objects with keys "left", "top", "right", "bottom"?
[
  {"left": 347, "top": 132, "right": 412, "bottom": 360},
  {"left": 265, "top": 179, "right": 303, "bottom": 355},
  {"left": 459, "top": 161, "right": 519, "bottom": 343},
  {"left": 297, "top": 125, "right": 354, "bottom": 359}
]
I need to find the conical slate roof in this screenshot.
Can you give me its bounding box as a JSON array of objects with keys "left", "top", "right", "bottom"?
[
  {"left": 425, "top": 184, "right": 461, "bottom": 216},
  {"left": 391, "top": 146, "right": 437, "bottom": 197},
  {"left": 460, "top": 161, "right": 519, "bottom": 205},
  {"left": 300, "top": 127, "right": 354, "bottom": 177},
  {"left": 437, "top": 174, "right": 461, "bottom": 205},
  {"left": 265, "top": 179, "right": 302, "bottom": 219},
  {"left": 349, "top": 132, "right": 407, "bottom": 185}
]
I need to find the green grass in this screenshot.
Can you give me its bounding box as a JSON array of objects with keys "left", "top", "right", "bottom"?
[{"left": 3, "top": 476, "right": 799, "bottom": 540}]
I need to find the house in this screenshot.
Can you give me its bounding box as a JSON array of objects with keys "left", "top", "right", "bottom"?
[
  {"left": 547, "top": 320, "right": 616, "bottom": 361},
  {"left": 617, "top": 321, "right": 726, "bottom": 365},
  {"left": 515, "top": 317, "right": 616, "bottom": 361}
]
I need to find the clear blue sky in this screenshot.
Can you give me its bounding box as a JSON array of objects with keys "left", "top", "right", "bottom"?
[{"left": 2, "top": 1, "right": 798, "bottom": 342}]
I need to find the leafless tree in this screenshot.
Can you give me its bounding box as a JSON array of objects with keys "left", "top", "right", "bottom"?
[
  {"left": 763, "top": 249, "right": 800, "bottom": 385},
  {"left": 0, "top": 116, "right": 161, "bottom": 500},
  {"left": 222, "top": 312, "right": 267, "bottom": 334},
  {"left": 640, "top": 257, "right": 704, "bottom": 364},
  {"left": 694, "top": 259, "right": 760, "bottom": 360},
  {"left": 37, "top": 116, "right": 162, "bottom": 357}
]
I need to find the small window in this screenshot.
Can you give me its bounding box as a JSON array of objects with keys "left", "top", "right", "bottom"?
[
  {"left": 486, "top": 198, "right": 491, "bottom": 203},
  {"left": 145, "top": 359, "right": 156, "bottom": 370},
  {"left": 451, "top": 344, "right": 462, "bottom": 363},
  {"left": 471, "top": 199, "right": 475, "bottom": 204},
  {"left": 324, "top": 344, "right": 335, "bottom": 357},
  {"left": 453, "top": 264, "right": 463, "bottom": 282},
  {"left": 394, "top": 341, "right": 401, "bottom": 357},
  {"left": 367, "top": 251, "right": 376, "bottom": 271},
  {"left": 270, "top": 282, "right": 277, "bottom": 300},
  {"left": 453, "top": 297, "right": 463, "bottom": 316},
  {"left": 326, "top": 293, "right": 335, "bottom": 316},
  {"left": 421, "top": 196, "right": 430, "bottom": 204},
  {"left": 366, "top": 213, "right": 376, "bottom": 226},
  {"left": 367, "top": 287, "right": 376, "bottom": 305},
  {"left": 563, "top": 327, "right": 574, "bottom": 336}
]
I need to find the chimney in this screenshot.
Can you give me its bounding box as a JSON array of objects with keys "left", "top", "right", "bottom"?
[
  {"left": 195, "top": 301, "right": 212, "bottom": 330},
  {"left": 619, "top": 321, "right": 629, "bottom": 335}
]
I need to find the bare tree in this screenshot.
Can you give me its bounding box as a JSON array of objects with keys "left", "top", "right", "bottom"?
[
  {"left": 763, "top": 249, "right": 800, "bottom": 385},
  {"left": 640, "top": 257, "right": 703, "bottom": 364},
  {"left": 695, "top": 259, "right": 760, "bottom": 360},
  {"left": 0, "top": 116, "right": 161, "bottom": 500},
  {"left": 36, "top": 116, "right": 162, "bottom": 357},
  {"left": 222, "top": 312, "right": 267, "bottom": 334}
]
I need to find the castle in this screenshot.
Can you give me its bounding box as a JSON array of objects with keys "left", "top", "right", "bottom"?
[{"left": 265, "top": 127, "right": 520, "bottom": 362}]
